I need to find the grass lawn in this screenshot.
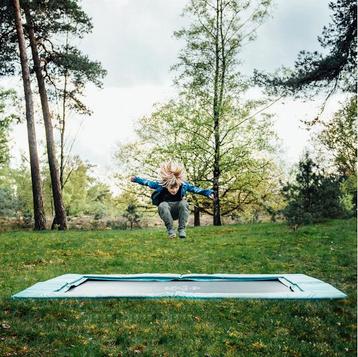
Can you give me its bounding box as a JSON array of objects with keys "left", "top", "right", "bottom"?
[{"left": 0, "top": 219, "right": 356, "bottom": 356}]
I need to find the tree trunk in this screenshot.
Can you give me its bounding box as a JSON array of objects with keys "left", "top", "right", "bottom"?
[
  {"left": 12, "top": 0, "right": 46, "bottom": 230},
  {"left": 194, "top": 206, "right": 201, "bottom": 227},
  {"left": 212, "top": 0, "right": 222, "bottom": 226},
  {"left": 24, "top": 6, "right": 67, "bottom": 230},
  {"left": 60, "top": 33, "right": 69, "bottom": 190},
  {"left": 59, "top": 74, "right": 66, "bottom": 190}
]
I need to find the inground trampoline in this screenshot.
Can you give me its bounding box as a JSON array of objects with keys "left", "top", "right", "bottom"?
[{"left": 12, "top": 273, "right": 346, "bottom": 300}]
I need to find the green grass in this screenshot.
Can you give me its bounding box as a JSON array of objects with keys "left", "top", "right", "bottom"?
[{"left": 0, "top": 219, "right": 356, "bottom": 356}]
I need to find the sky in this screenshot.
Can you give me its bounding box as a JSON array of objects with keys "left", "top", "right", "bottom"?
[{"left": 5, "top": 0, "right": 345, "bottom": 190}]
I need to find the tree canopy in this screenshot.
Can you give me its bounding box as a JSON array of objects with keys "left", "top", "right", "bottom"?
[
  {"left": 253, "top": 0, "right": 357, "bottom": 97},
  {"left": 0, "top": 0, "right": 106, "bottom": 112}
]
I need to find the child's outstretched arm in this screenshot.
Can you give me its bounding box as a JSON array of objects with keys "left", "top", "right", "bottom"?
[
  {"left": 185, "top": 182, "right": 214, "bottom": 199},
  {"left": 130, "top": 176, "right": 161, "bottom": 190}
]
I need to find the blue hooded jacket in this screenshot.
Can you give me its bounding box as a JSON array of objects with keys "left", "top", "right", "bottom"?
[{"left": 132, "top": 176, "right": 213, "bottom": 206}]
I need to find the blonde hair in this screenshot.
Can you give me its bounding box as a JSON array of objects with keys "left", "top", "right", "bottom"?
[{"left": 159, "top": 161, "right": 186, "bottom": 188}]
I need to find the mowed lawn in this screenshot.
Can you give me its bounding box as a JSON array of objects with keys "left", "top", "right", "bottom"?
[{"left": 0, "top": 219, "right": 356, "bottom": 357}]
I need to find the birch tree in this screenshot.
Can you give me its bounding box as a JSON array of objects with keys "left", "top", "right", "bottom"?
[{"left": 173, "top": 0, "right": 273, "bottom": 225}]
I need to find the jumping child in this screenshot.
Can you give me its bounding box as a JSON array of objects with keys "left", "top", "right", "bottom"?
[{"left": 131, "top": 161, "right": 213, "bottom": 239}]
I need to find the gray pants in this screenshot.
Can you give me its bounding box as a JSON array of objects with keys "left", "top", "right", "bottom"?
[{"left": 158, "top": 200, "right": 189, "bottom": 231}]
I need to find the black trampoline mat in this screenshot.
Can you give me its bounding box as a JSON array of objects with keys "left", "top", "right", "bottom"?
[{"left": 65, "top": 279, "right": 294, "bottom": 296}]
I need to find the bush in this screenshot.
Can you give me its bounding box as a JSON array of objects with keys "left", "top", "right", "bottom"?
[
  {"left": 122, "top": 204, "right": 141, "bottom": 229},
  {"left": 0, "top": 186, "right": 18, "bottom": 217},
  {"left": 282, "top": 154, "right": 346, "bottom": 229},
  {"left": 106, "top": 218, "right": 128, "bottom": 230},
  {"left": 22, "top": 209, "right": 33, "bottom": 226}
]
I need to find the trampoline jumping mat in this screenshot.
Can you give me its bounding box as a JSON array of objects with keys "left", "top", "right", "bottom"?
[{"left": 12, "top": 274, "right": 347, "bottom": 300}]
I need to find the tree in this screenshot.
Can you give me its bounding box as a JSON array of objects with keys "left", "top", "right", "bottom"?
[
  {"left": 318, "top": 96, "right": 356, "bottom": 177},
  {"left": 43, "top": 29, "right": 106, "bottom": 190},
  {"left": 24, "top": 5, "right": 67, "bottom": 229},
  {"left": 1, "top": 0, "right": 106, "bottom": 229},
  {"left": 0, "top": 185, "right": 18, "bottom": 217},
  {"left": 123, "top": 204, "right": 141, "bottom": 230},
  {"left": 316, "top": 95, "right": 357, "bottom": 212},
  {"left": 282, "top": 153, "right": 345, "bottom": 229},
  {"left": 173, "top": 0, "right": 273, "bottom": 225},
  {"left": 114, "top": 96, "right": 281, "bottom": 224},
  {"left": 254, "top": 0, "right": 357, "bottom": 98},
  {"left": 12, "top": 0, "right": 46, "bottom": 230},
  {"left": 23, "top": 1, "right": 106, "bottom": 228}
]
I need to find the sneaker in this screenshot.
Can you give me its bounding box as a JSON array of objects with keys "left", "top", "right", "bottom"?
[
  {"left": 178, "top": 229, "right": 186, "bottom": 239},
  {"left": 167, "top": 229, "right": 176, "bottom": 239}
]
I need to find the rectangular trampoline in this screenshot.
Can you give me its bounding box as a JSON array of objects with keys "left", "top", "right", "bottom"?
[{"left": 12, "top": 274, "right": 347, "bottom": 300}]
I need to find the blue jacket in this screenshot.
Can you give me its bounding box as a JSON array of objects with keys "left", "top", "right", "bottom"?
[{"left": 133, "top": 176, "right": 213, "bottom": 206}]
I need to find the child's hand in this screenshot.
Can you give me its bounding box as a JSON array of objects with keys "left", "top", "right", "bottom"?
[{"left": 209, "top": 193, "right": 214, "bottom": 200}]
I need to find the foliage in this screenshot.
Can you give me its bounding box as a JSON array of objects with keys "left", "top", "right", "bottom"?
[
  {"left": 339, "top": 174, "right": 357, "bottom": 215},
  {"left": 0, "top": 155, "right": 118, "bottom": 221},
  {"left": 254, "top": 0, "right": 357, "bottom": 96},
  {"left": 56, "top": 157, "right": 113, "bottom": 218},
  {"left": 0, "top": 219, "right": 356, "bottom": 355},
  {"left": 282, "top": 153, "right": 346, "bottom": 229},
  {"left": 0, "top": 89, "right": 18, "bottom": 167},
  {"left": 11, "top": 159, "right": 34, "bottom": 219},
  {"left": 172, "top": 0, "right": 274, "bottom": 225},
  {"left": 1, "top": 0, "right": 106, "bottom": 230},
  {"left": 123, "top": 203, "right": 142, "bottom": 229},
  {"left": 173, "top": 0, "right": 273, "bottom": 97},
  {"left": 312, "top": 96, "right": 357, "bottom": 215},
  {"left": 115, "top": 97, "right": 284, "bottom": 222},
  {"left": 318, "top": 95, "right": 357, "bottom": 176},
  {"left": 0, "top": 0, "right": 107, "bottom": 111},
  {"left": 0, "top": 183, "right": 18, "bottom": 217}
]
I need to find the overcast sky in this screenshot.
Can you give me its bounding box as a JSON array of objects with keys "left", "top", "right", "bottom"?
[{"left": 6, "top": 0, "right": 345, "bottom": 189}]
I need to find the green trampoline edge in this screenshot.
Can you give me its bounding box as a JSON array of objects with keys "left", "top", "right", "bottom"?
[{"left": 11, "top": 273, "right": 347, "bottom": 300}]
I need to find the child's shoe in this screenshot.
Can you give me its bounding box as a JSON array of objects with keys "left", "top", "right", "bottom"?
[
  {"left": 178, "top": 229, "right": 186, "bottom": 239},
  {"left": 167, "top": 229, "right": 176, "bottom": 239}
]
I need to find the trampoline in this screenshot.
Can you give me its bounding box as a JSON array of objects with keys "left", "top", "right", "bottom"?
[{"left": 12, "top": 273, "right": 346, "bottom": 300}]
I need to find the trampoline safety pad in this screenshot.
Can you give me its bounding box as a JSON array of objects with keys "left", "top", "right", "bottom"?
[{"left": 12, "top": 274, "right": 347, "bottom": 300}]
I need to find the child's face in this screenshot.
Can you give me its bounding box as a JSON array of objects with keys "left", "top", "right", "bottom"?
[{"left": 168, "top": 184, "right": 180, "bottom": 195}]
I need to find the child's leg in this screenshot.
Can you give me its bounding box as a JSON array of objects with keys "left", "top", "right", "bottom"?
[
  {"left": 178, "top": 200, "right": 189, "bottom": 236},
  {"left": 158, "top": 202, "right": 175, "bottom": 236}
]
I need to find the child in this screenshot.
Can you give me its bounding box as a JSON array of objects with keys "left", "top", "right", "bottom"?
[{"left": 131, "top": 161, "right": 214, "bottom": 239}]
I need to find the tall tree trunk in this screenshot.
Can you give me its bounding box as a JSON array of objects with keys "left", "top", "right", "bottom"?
[
  {"left": 60, "top": 32, "right": 69, "bottom": 190},
  {"left": 12, "top": 0, "right": 46, "bottom": 230},
  {"left": 194, "top": 206, "right": 201, "bottom": 227},
  {"left": 24, "top": 6, "right": 67, "bottom": 230},
  {"left": 60, "top": 71, "right": 67, "bottom": 190},
  {"left": 212, "top": 0, "right": 222, "bottom": 226}
]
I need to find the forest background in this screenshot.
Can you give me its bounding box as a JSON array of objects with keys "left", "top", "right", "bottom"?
[{"left": 0, "top": 0, "right": 356, "bottom": 231}]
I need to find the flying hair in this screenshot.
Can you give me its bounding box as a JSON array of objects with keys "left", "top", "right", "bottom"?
[{"left": 159, "top": 161, "right": 186, "bottom": 188}]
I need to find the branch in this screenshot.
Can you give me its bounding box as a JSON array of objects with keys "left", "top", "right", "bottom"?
[
  {"left": 191, "top": 1, "right": 216, "bottom": 39},
  {"left": 219, "top": 95, "right": 283, "bottom": 145},
  {"left": 302, "top": 77, "right": 339, "bottom": 127}
]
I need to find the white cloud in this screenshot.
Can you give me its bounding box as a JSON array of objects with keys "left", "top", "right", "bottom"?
[
  {"left": 69, "top": 83, "right": 177, "bottom": 168},
  {"left": 79, "top": 0, "right": 186, "bottom": 87}
]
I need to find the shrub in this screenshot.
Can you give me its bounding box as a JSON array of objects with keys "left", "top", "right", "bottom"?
[
  {"left": 106, "top": 218, "right": 128, "bottom": 230},
  {"left": 0, "top": 186, "right": 18, "bottom": 217},
  {"left": 122, "top": 204, "right": 141, "bottom": 229},
  {"left": 282, "top": 153, "right": 345, "bottom": 229}
]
